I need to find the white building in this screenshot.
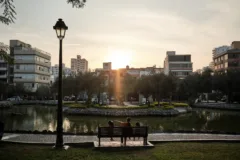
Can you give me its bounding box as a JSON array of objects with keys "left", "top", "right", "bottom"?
[
  {"left": 51, "top": 63, "right": 72, "bottom": 80},
  {"left": 71, "top": 55, "right": 88, "bottom": 73},
  {"left": 9, "top": 40, "right": 51, "bottom": 92},
  {"left": 164, "top": 51, "right": 193, "bottom": 79}
]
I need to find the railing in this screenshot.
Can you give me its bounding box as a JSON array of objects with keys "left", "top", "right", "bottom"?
[{"left": 33, "top": 47, "right": 51, "bottom": 56}]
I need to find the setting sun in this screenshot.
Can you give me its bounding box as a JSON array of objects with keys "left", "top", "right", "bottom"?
[{"left": 106, "top": 49, "right": 133, "bottom": 69}]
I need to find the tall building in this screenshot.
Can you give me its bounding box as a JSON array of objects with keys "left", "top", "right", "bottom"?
[
  {"left": 103, "top": 62, "right": 112, "bottom": 71},
  {"left": 212, "top": 46, "right": 231, "bottom": 58},
  {"left": 71, "top": 55, "right": 88, "bottom": 73},
  {"left": 0, "top": 42, "right": 9, "bottom": 83},
  {"left": 51, "top": 63, "right": 72, "bottom": 80},
  {"left": 164, "top": 51, "right": 193, "bottom": 79},
  {"left": 213, "top": 41, "right": 240, "bottom": 71},
  {"left": 9, "top": 40, "right": 51, "bottom": 92}
]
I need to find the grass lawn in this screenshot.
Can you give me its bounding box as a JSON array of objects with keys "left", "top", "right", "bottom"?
[{"left": 0, "top": 142, "right": 240, "bottom": 160}]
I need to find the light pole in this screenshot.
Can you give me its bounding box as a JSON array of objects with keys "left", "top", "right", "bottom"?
[{"left": 53, "top": 18, "right": 68, "bottom": 149}]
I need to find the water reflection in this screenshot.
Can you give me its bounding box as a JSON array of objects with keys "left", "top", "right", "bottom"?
[{"left": 1, "top": 106, "right": 240, "bottom": 133}]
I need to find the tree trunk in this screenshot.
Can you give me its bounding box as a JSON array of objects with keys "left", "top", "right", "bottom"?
[
  {"left": 169, "top": 93, "right": 172, "bottom": 105},
  {"left": 98, "top": 92, "right": 101, "bottom": 104}
]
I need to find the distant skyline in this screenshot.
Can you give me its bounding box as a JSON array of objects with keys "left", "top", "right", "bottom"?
[{"left": 1, "top": 0, "right": 240, "bottom": 71}]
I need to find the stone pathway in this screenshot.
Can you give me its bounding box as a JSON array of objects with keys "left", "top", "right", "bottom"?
[{"left": 2, "top": 133, "right": 240, "bottom": 144}]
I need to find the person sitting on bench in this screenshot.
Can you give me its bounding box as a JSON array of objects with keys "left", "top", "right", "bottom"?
[
  {"left": 134, "top": 122, "right": 141, "bottom": 141},
  {"left": 108, "top": 120, "right": 114, "bottom": 141},
  {"left": 115, "top": 117, "right": 132, "bottom": 127}
]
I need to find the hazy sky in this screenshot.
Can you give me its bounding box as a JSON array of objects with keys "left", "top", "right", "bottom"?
[{"left": 1, "top": 0, "right": 240, "bottom": 70}]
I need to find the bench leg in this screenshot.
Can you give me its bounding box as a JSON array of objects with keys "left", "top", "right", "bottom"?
[
  {"left": 124, "top": 137, "right": 126, "bottom": 146},
  {"left": 121, "top": 137, "right": 123, "bottom": 144},
  {"left": 99, "top": 138, "right": 100, "bottom": 146},
  {"left": 143, "top": 138, "right": 147, "bottom": 145}
]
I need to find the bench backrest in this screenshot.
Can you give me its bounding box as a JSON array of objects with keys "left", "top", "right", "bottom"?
[
  {"left": 0, "top": 122, "right": 4, "bottom": 132},
  {"left": 98, "top": 126, "right": 148, "bottom": 137}
]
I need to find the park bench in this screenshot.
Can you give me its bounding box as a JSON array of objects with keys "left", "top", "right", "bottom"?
[
  {"left": 0, "top": 122, "right": 4, "bottom": 141},
  {"left": 97, "top": 126, "right": 148, "bottom": 146}
]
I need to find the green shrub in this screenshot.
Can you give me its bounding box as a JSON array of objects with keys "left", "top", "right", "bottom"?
[
  {"left": 160, "top": 102, "right": 170, "bottom": 105},
  {"left": 67, "top": 103, "right": 87, "bottom": 108},
  {"left": 163, "top": 105, "right": 174, "bottom": 110},
  {"left": 173, "top": 103, "right": 188, "bottom": 107}
]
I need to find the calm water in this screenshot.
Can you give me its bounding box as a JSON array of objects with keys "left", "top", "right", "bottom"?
[{"left": 1, "top": 106, "right": 240, "bottom": 133}]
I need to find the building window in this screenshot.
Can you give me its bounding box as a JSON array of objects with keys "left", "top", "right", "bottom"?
[
  {"left": 16, "top": 64, "right": 20, "bottom": 69},
  {"left": 225, "top": 62, "right": 228, "bottom": 68}
]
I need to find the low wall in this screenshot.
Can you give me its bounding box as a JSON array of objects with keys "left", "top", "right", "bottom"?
[
  {"left": 64, "top": 107, "right": 180, "bottom": 116},
  {"left": 0, "top": 101, "right": 13, "bottom": 108},
  {"left": 11, "top": 100, "right": 58, "bottom": 106},
  {"left": 193, "top": 103, "right": 240, "bottom": 111}
]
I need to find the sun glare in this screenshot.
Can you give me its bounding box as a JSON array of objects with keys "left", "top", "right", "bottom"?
[{"left": 106, "top": 49, "right": 133, "bottom": 69}]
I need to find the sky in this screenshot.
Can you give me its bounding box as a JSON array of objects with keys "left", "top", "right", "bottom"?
[{"left": 1, "top": 0, "right": 240, "bottom": 71}]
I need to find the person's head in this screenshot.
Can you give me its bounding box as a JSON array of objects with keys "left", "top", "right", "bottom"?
[
  {"left": 136, "top": 122, "right": 140, "bottom": 127},
  {"left": 108, "top": 120, "right": 113, "bottom": 126},
  {"left": 127, "top": 117, "right": 131, "bottom": 123}
]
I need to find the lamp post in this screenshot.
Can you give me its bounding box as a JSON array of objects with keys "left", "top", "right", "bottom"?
[{"left": 53, "top": 18, "right": 68, "bottom": 149}]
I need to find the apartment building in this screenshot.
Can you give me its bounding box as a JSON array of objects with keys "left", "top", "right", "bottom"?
[
  {"left": 103, "top": 62, "right": 112, "bottom": 71},
  {"left": 9, "top": 40, "right": 51, "bottom": 92},
  {"left": 213, "top": 41, "right": 240, "bottom": 71},
  {"left": 0, "top": 42, "right": 9, "bottom": 83},
  {"left": 212, "top": 46, "right": 231, "bottom": 59},
  {"left": 51, "top": 63, "right": 72, "bottom": 80},
  {"left": 71, "top": 55, "right": 88, "bottom": 73},
  {"left": 164, "top": 51, "right": 193, "bottom": 79}
]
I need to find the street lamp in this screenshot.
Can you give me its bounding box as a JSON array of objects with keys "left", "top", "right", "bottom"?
[{"left": 53, "top": 18, "right": 68, "bottom": 149}]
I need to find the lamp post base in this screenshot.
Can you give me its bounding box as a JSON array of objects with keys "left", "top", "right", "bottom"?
[{"left": 53, "top": 144, "right": 70, "bottom": 150}]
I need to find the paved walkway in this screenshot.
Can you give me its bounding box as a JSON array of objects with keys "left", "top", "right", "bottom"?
[{"left": 2, "top": 133, "right": 240, "bottom": 144}]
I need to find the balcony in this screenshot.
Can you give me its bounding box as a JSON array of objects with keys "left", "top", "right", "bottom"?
[
  {"left": 14, "top": 69, "right": 50, "bottom": 75},
  {"left": 0, "top": 74, "right": 7, "bottom": 78},
  {"left": 14, "top": 59, "right": 51, "bottom": 67},
  {"left": 14, "top": 48, "right": 51, "bottom": 60},
  {"left": 170, "top": 68, "right": 192, "bottom": 71},
  {"left": 0, "top": 67, "right": 7, "bottom": 71},
  {"left": 13, "top": 78, "right": 50, "bottom": 84}
]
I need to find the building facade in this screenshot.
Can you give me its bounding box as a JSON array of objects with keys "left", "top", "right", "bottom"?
[
  {"left": 71, "top": 55, "right": 88, "bottom": 73},
  {"left": 213, "top": 41, "right": 240, "bottom": 71},
  {"left": 51, "top": 63, "right": 72, "bottom": 79},
  {"left": 9, "top": 40, "right": 51, "bottom": 92},
  {"left": 212, "top": 46, "right": 231, "bottom": 59},
  {"left": 103, "top": 62, "right": 112, "bottom": 71},
  {"left": 0, "top": 42, "right": 9, "bottom": 83},
  {"left": 164, "top": 51, "right": 193, "bottom": 79}
]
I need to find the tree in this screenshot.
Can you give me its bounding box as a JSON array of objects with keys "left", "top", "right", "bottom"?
[
  {"left": 151, "top": 74, "right": 165, "bottom": 106},
  {"left": 36, "top": 85, "right": 51, "bottom": 100},
  {"left": 163, "top": 74, "right": 177, "bottom": 105},
  {"left": 81, "top": 72, "right": 101, "bottom": 105},
  {"left": 14, "top": 83, "right": 27, "bottom": 96},
  {"left": 0, "top": 43, "right": 14, "bottom": 64},
  {"left": 0, "top": 0, "right": 86, "bottom": 25},
  {"left": 177, "top": 73, "right": 202, "bottom": 104},
  {"left": 0, "top": 81, "right": 7, "bottom": 100},
  {"left": 122, "top": 74, "right": 137, "bottom": 102},
  {"left": 136, "top": 75, "right": 152, "bottom": 106}
]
